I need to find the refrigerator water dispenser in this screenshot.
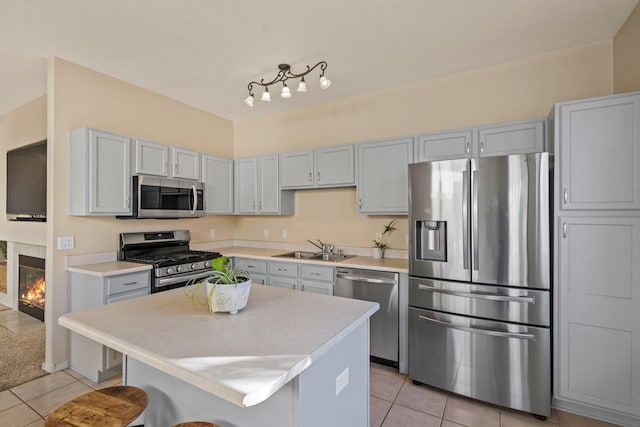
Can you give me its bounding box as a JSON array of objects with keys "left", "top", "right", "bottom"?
[{"left": 415, "top": 220, "right": 446, "bottom": 261}]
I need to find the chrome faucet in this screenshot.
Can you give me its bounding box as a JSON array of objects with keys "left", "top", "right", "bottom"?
[{"left": 306, "top": 239, "right": 330, "bottom": 253}]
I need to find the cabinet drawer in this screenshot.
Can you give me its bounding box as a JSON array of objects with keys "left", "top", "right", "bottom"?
[
  {"left": 300, "top": 280, "right": 333, "bottom": 295},
  {"left": 300, "top": 264, "right": 334, "bottom": 282},
  {"left": 269, "top": 261, "right": 298, "bottom": 277},
  {"left": 106, "top": 288, "right": 149, "bottom": 304},
  {"left": 106, "top": 272, "right": 149, "bottom": 296},
  {"left": 234, "top": 258, "right": 267, "bottom": 275}
]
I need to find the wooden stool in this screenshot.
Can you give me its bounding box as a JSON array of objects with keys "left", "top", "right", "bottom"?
[
  {"left": 44, "top": 385, "right": 148, "bottom": 427},
  {"left": 171, "top": 423, "right": 219, "bottom": 427}
]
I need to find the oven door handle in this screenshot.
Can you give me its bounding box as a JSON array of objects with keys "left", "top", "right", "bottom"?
[
  {"left": 156, "top": 270, "right": 213, "bottom": 288},
  {"left": 190, "top": 185, "right": 198, "bottom": 215},
  {"left": 418, "top": 315, "right": 535, "bottom": 340},
  {"left": 417, "top": 283, "right": 535, "bottom": 303}
]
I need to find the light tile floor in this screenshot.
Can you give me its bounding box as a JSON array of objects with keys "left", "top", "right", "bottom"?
[{"left": 0, "top": 305, "right": 623, "bottom": 426}]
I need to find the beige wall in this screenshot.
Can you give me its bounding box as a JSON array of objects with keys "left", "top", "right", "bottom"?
[
  {"left": 234, "top": 42, "right": 614, "bottom": 248},
  {"left": 0, "top": 95, "right": 47, "bottom": 246},
  {"left": 614, "top": 0, "right": 640, "bottom": 93},
  {"left": 46, "top": 58, "right": 235, "bottom": 368}
]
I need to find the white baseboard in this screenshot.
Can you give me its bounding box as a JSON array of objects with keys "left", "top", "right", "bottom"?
[
  {"left": 553, "top": 396, "right": 640, "bottom": 427},
  {"left": 42, "top": 360, "right": 69, "bottom": 373}
]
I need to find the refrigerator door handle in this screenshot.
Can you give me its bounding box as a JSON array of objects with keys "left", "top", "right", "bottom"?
[
  {"left": 462, "top": 168, "right": 469, "bottom": 270},
  {"left": 417, "top": 283, "right": 535, "bottom": 303},
  {"left": 471, "top": 167, "right": 479, "bottom": 271},
  {"left": 418, "top": 315, "right": 536, "bottom": 340}
]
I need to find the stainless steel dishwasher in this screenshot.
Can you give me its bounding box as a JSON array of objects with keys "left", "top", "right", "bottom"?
[{"left": 335, "top": 267, "right": 399, "bottom": 365}]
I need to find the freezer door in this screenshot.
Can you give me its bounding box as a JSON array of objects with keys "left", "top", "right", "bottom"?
[
  {"left": 472, "top": 153, "right": 551, "bottom": 289},
  {"left": 409, "top": 159, "right": 470, "bottom": 281},
  {"left": 408, "top": 307, "right": 551, "bottom": 417},
  {"left": 408, "top": 277, "right": 550, "bottom": 327}
]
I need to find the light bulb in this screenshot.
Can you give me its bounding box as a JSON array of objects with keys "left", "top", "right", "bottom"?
[
  {"left": 281, "top": 84, "right": 291, "bottom": 99},
  {"left": 261, "top": 87, "right": 271, "bottom": 102},
  {"left": 319, "top": 76, "right": 331, "bottom": 89},
  {"left": 297, "top": 77, "right": 308, "bottom": 93},
  {"left": 243, "top": 94, "right": 254, "bottom": 107}
]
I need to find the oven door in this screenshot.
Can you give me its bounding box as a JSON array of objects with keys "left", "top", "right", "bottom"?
[
  {"left": 153, "top": 270, "right": 214, "bottom": 293},
  {"left": 134, "top": 175, "right": 204, "bottom": 218}
]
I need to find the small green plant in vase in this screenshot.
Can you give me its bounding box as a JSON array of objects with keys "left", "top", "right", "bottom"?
[
  {"left": 372, "top": 219, "right": 397, "bottom": 259},
  {"left": 184, "top": 256, "right": 251, "bottom": 315}
]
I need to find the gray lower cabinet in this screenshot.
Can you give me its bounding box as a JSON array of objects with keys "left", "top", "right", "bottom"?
[
  {"left": 268, "top": 261, "right": 298, "bottom": 290},
  {"left": 233, "top": 258, "right": 267, "bottom": 285},
  {"left": 299, "top": 264, "right": 334, "bottom": 295},
  {"left": 357, "top": 137, "right": 414, "bottom": 214},
  {"left": 414, "top": 118, "right": 545, "bottom": 162},
  {"left": 69, "top": 127, "right": 132, "bottom": 216},
  {"left": 68, "top": 269, "right": 150, "bottom": 382}
]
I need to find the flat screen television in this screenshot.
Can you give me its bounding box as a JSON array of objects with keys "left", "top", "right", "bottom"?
[{"left": 6, "top": 141, "right": 47, "bottom": 220}]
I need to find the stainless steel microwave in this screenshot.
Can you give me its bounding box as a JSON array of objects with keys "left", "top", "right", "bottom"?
[{"left": 125, "top": 175, "right": 205, "bottom": 219}]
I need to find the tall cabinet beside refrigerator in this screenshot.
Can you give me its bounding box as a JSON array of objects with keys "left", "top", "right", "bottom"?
[{"left": 408, "top": 153, "right": 552, "bottom": 418}]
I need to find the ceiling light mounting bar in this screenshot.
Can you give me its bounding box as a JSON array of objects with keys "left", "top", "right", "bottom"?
[{"left": 244, "top": 61, "right": 330, "bottom": 107}]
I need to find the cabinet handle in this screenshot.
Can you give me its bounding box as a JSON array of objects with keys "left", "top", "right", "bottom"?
[
  {"left": 480, "top": 141, "right": 485, "bottom": 154},
  {"left": 563, "top": 188, "right": 568, "bottom": 204},
  {"left": 122, "top": 281, "right": 138, "bottom": 286},
  {"left": 308, "top": 172, "right": 312, "bottom": 182},
  {"left": 317, "top": 172, "right": 320, "bottom": 182},
  {"left": 358, "top": 198, "right": 362, "bottom": 209},
  {"left": 563, "top": 223, "right": 567, "bottom": 238},
  {"left": 311, "top": 272, "right": 320, "bottom": 276},
  {"left": 174, "top": 164, "right": 179, "bottom": 175},
  {"left": 259, "top": 201, "right": 263, "bottom": 210},
  {"left": 247, "top": 265, "right": 255, "bottom": 268},
  {"left": 164, "top": 162, "right": 168, "bottom": 173},
  {"left": 252, "top": 201, "right": 256, "bottom": 210},
  {"left": 466, "top": 141, "right": 470, "bottom": 154}
]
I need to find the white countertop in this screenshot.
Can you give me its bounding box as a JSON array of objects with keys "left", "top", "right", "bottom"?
[
  {"left": 66, "top": 261, "right": 152, "bottom": 277},
  {"left": 218, "top": 246, "right": 409, "bottom": 273},
  {"left": 59, "top": 284, "right": 378, "bottom": 408}
]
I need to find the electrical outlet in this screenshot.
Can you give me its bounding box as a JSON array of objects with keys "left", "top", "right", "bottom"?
[
  {"left": 57, "top": 236, "right": 75, "bottom": 250},
  {"left": 210, "top": 228, "right": 216, "bottom": 238},
  {"left": 263, "top": 229, "right": 269, "bottom": 239},
  {"left": 375, "top": 232, "right": 382, "bottom": 241},
  {"left": 335, "top": 367, "right": 349, "bottom": 396},
  {"left": 281, "top": 229, "right": 288, "bottom": 239}
]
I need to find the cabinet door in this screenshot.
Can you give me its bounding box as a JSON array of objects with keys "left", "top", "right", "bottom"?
[
  {"left": 259, "top": 155, "right": 280, "bottom": 213},
  {"left": 300, "top": 280, "right": 333, "bottom": 295},
  {"left": 269, "top": 276, "right": 298, "bottom": 290},
  {"left": 133, "top": 139, "right": 169, "bottom": 176},
  {"left": 316, "top": 145, "right": 355, "bottom": 187},
  {"left": 172, "top": 147, "right": 201, "bottom": 180},
  {"left": 556, "top": 216, "right": 640, "bottom": 416},
  {"left": 89, "top": 130, "right": 131, "bottom": 214},
  {"left": 357, "top": 137, "right": 413, "bottom": 214},
  {"left": 281, "top": 150, "right": 314, "bottom": 188},
  {"left": 235, "top": 157, "right": 258, "bottom": 213},
  {"left": 202, "top": 154, "right": 233, "bottom": 214},
  {"left": 559, "top": 94, "right": 640, "bottom": 210},
  {"left": 477, "top": 119, "right": 544, "bottom": 157},
  {"left": 416, "top": 130, "right": 473, "bottom": 162}
]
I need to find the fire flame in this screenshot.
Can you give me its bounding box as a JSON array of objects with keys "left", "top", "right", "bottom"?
[{"left": 21, "top": 277, "right": 45, "bottom": 308}]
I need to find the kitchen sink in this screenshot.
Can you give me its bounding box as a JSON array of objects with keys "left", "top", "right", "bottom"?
[{"left": 273, "top": 251, "right": 356, "bottom": 262}]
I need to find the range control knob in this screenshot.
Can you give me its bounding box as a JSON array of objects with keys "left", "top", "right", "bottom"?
[
  {"left": 166, "top": 267, "right": 174, "bottom": 274},
  {"left": 204, "top": 261, "right": 211, "bottom": 268},
  {"left": 191, "top": 263, "right": 197, "bottom": 270},
  {"left": 176, "top": 265, "right": 183, "bottom": 273}
]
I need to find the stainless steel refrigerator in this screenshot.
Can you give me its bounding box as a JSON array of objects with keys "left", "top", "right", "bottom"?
[{"left": 408, "top": 153, "right": 551, "bottom": 418}]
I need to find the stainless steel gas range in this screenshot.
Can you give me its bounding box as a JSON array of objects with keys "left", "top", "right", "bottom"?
[{"left": 119, "top": 230, "right": 221, "bottom": 293}]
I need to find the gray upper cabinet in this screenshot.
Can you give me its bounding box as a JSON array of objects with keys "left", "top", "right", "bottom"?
[
  {"left": 415, "top": 118, "right": 545, "bottom": 162},
  {"left": 357, "top": 137, "right": 413, "bottom": 214},
  {"left": 132, "top": 139, "right": 200, "bottom": 180},
  {"left": 202, "top": 154, "right": 233, "bottom": 214},
  {"left": 280, "top": 145, "right": 355, "bottom": 189},
  {"left": 235, "top": 155, "right": 294, "bottom": 215},
  {"left": 69, "top": 127, "right": 132, "bottom": 216},
  {"left": 557, "top": 93, "right": 640, "bottom": 210}
]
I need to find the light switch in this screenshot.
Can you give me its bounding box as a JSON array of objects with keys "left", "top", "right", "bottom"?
[
  {"left": 263, "top": 229, "right": 269, "bottom": 239},
  {"left": 281, "top": 229, "right": 288, "bottom": 239},
  {"left": 57, "top": 236, "right": 75, "bottom": 250}
]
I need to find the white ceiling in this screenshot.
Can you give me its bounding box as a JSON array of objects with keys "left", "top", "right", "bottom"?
[{"left": 0, "top": 0, "right": 637, "bottom": 121}]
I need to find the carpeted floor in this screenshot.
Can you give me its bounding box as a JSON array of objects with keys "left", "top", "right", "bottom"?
[{"left": 0, "top": 309, "right": 47, "bottom": 391}]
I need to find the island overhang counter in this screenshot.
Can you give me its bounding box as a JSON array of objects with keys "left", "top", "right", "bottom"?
[{"left": 59, "top": 283, "right": 379, "bottom": 427}]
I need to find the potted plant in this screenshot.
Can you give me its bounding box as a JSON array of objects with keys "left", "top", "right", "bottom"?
[
  {"left": 184, "top": 256, "right": 251, "bottom": 315},
  {"left": 372, "top": 219, "right": 397, "bottom": 259}
]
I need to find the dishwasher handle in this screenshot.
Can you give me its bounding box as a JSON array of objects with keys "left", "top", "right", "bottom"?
[{"left": 336, "top": 272, "right": 397, "bottom": 285}]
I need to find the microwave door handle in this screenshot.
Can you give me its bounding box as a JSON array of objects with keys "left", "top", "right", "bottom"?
[{"left": 190, "top": 185, "right": 197, "bottom": 215}]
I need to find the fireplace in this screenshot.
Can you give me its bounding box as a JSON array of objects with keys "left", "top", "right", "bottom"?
[{"left": 18, "top": 255, "right": 45, "bottom": 321}]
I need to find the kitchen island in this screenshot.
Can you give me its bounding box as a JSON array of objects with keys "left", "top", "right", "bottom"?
[{"left": 59, "top": 284, "right": 378, "bottom": 427}]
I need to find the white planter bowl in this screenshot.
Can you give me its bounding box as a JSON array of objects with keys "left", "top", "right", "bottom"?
[{"left": 205, "top": 278, "right": 251, "bottom": 314}]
